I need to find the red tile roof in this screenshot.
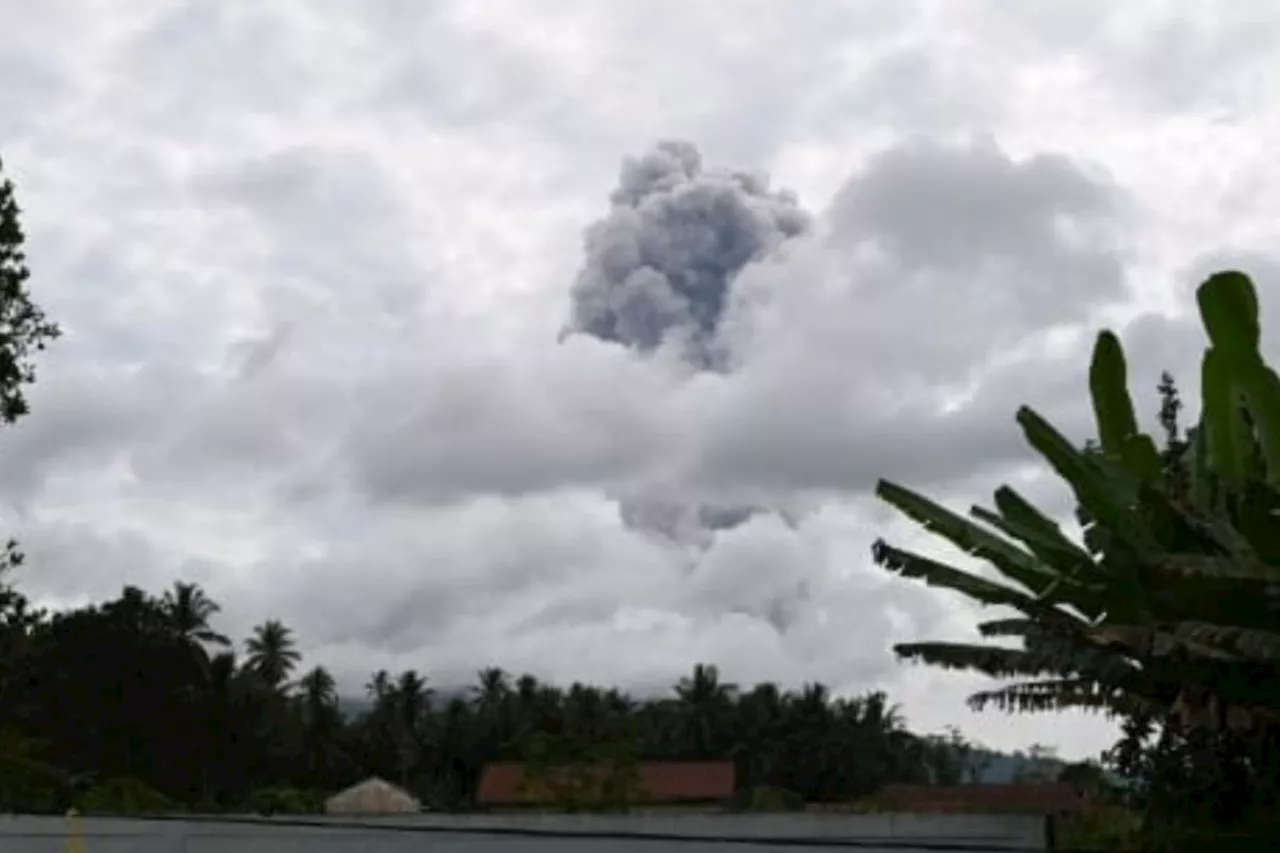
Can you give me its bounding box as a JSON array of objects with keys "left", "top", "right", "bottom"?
[
  {"left": 477, "top": 761, "right": 736, "bottom": 806},
  {"left": 880, "top": 783, "right": 1086, "bottom": 814}
]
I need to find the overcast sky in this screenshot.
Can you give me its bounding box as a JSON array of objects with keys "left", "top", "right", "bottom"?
[{"left": 2, "top": 0, "right": 1279, "bottom": 761}]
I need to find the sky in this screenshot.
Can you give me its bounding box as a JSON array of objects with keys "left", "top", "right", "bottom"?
[{"left": 2, "top": 0, "right": 1279, "bottom": 762}]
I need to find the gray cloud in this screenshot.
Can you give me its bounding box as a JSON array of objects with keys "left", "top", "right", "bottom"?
[
  {"left": 564, "top": 140, "right": 811, "bottom": 369},
  {"left": 0, "top": 363, "right": 174, "bottom": 506},
  {"left": 615, "top": 493, "right": 777, "bottom": 550},
  {"left": 826, "top": 135, "right": 1125, "bottom": 333},
  {"left": 337, "top": 135, "right": 1138, "bottom": 585},
  {"left": 10, "top": 520, "right": 165, "bottom": 605},
  {"left": 559, "top": 140, "right": 814, "bottom": 543},
  {"left": 834, "top": 135, "right": 1113, "bottom": 265},
  {"left": 959, "top": 0, "right": 1280, "bottom": 116},
  {"left": 555, "top": 137, "right": 1127, "bottom": 545}
]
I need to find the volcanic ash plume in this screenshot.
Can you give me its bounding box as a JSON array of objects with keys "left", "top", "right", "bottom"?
[
  {"left": 564, "top": 140, "right": 811, "bottom": 370},
  {"left": 616, "top": 492, "right": 762, "bottom": 549}
]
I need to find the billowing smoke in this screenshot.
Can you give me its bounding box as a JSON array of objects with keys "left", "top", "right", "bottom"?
[
  {"left": 616, "top": 492, "right": 762, "bottom": 550},
  {"left": 564, "top": 140, "right": 810, "bottom": 369},
  {"left": 615, "top": 490, "right": 810, "bottom": 548},
  {"left": 566, "top": 141, "right": 812, "bottom": 549}
]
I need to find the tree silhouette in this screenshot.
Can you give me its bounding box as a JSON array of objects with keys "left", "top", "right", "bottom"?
[
  {"left": 0, "top": 578, "right": 1051, "bottom": 814},
  {"left": 161, "top": 582, "right": 230, "bottom": 648},
  {"left": 0, "top": 158, "right": 60, "bottom": 425},
  {"left": 244, "top": 620, "right": 301, "bottom": 689}
]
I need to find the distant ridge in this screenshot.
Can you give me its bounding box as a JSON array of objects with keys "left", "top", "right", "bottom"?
[
  {"left": 970, "top": 749, "right": 1065, "bottom": 784},
  {"left": 337, "top": 688, "right": 470, "bottom": 720},
  {"left": 336, "top": 695, "right": 374, "bottom": 719}
]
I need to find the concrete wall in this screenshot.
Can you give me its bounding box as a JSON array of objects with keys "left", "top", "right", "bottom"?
[{"left": 0, "top": 812, "right": 1050, "bottom": 852}]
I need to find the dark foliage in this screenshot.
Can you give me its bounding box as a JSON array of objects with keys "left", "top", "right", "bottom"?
[
  {"left": 871, "top": 270, "right": 1280, "bottom": 849},
  {"left": 0, "top": 160, "right": 59, "bottom": 578},
  {"left": 0, "top": 158, "right": 60, "bottom": 426},
  {"left": 0, "top": 579, "right": 1002, "bottom": 811}
]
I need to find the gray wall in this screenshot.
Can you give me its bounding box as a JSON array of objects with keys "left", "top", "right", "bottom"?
[{"left": 0, "top": 812, "right": 1050, "bottom": 852}]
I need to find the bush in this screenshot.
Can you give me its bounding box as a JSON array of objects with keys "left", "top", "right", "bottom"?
[
  {"left": 78, "top": 776, "right": 182, "bottom": 815},
  {"left": 0, "top": 752, "right": 74, "bottom": 813},
  {"left": 837, "top": 794, "right": 893, "bottom": 814},
  {"left": 1055, "top": 806, "right": 1141, "bottom": 850},
  {"left": 240, "top": 786, "right": 323, "bottom": 815},
  {"left": 728, "top": 785, "right": 805, "bottom": 812}
]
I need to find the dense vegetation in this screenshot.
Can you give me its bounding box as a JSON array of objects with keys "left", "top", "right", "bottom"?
[
  {"left": 874, "top": 271, "right": 1280, "bottom": 849},
  {"left": 0, "top": 575, "right": 1055, "bottom": 812}
]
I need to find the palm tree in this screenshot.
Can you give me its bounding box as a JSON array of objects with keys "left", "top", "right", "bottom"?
[
  {"left": 106, "top": 585, "right": 165, "bottom": 634},
  {"left": 298, "top": 666, "right": 337, "bottom": 710},
  {"left": 394, "top": 670, "right": 432, "bottom": 728},
  {"left": 161, "top": 582, "right": 230, "bottom": 647},
  {"left": 674, "top": 663, "right": 737, "bottom": 758},
  {"left": 199, "top": 650, "right": 243, "bottom": 799},
  {"left": 860, "top": 691, "right": 902, "bottom": 729},
  {"left": 436, "top": 695, "right": 481, "bottom": 807},
  {"left": 391, "top": 670, "right": 432, "bottom": 786},
  {"left": 470, "top": 667, "right": 512, "bottom": 762},
  {"left": 734, "top": 682, "right": 786, "bottom": 787},
  {"left": 842, "top": 692, "right": 920, "bottom": 788},
  {"left": 360, "top": 669, "right": 400, "bottom": 782},
  {"left": 243, "top": 619, "right": 301, "bottom": 689},
  {"left": 296, "top": 665, "right": 341, "bottom": 786},
  {"left": 366, "top": 669, "right": 393, "bottom": 704},
  {"left": 471, "top": 667, "right": 510, "bottom": 709},
  {"left": 510, "top": 674, "right": 546, "bottom": 743},
  {"left": 515, "top": 673, "right": 540, "bottom": 704}
]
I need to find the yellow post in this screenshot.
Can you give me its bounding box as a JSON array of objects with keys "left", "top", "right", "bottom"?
[{"left": 64, "top": 807, "right": 86, "bottom": 853}]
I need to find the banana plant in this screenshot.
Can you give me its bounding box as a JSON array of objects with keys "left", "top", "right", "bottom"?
[
  {"left": 871, "top": 270, "right": 1280, "bottom": 728},
  {"left": 1197, "top": 271, "right": 1280, "bottom": 488}
]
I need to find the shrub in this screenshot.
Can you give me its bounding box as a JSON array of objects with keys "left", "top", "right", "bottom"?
[
  {"left": 1055, "top": 806, "right": 1141, "bottom": 850},
  {"left": 0, "top": 752, "right": 73, "bottom": 813},
  {"left": 727, "top": 785, "right": 805, "bottom": 812},
  {"left": 241, "top": 786, "right": 323, "bottom": 815},
  {"left": 78, "top": 776, "right": 181, "bottom": 815}
]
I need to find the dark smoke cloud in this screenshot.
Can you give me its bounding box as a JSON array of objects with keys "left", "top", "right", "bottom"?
[
  {"left": 616, "top": 493, "right": 761, "bottom": 548},
  {"left": 615, "top": 490, "right": 811, "bottom": 549},
  {"left": 564, "top": 140, "right": 811, "bottom": 369},
  {"left": 567, "top": 142, "right": 812, "bottom": 542}
]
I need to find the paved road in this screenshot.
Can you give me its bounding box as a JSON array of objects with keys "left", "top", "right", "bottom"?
[{"left": 1, "top": 812, "right": 1051, "bottom": 853}]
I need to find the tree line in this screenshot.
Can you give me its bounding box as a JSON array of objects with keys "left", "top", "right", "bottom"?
[{"left": 0, "top": 575, "right": 1022, "bottom": 812}]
